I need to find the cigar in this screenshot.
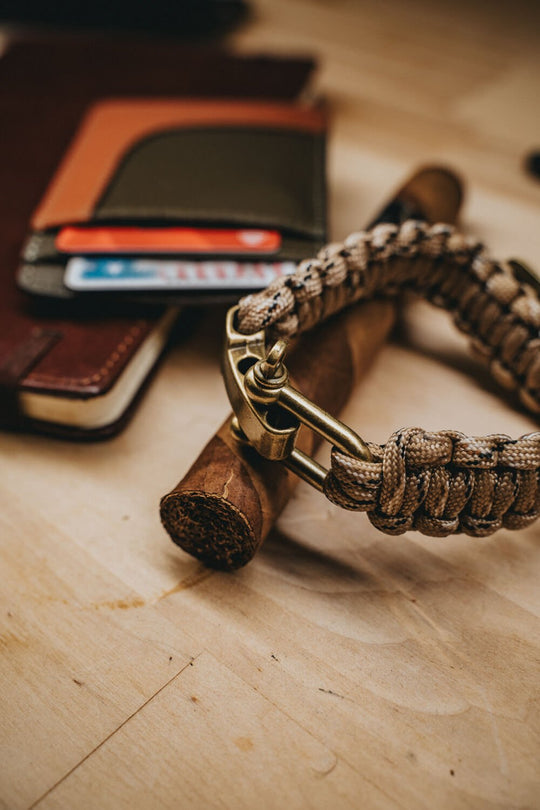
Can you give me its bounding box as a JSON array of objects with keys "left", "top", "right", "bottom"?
[{"left": 160, "top": 166, "right": 463, "bottom": 570}]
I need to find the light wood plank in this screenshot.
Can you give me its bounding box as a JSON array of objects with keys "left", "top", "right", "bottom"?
[
  {"left": 36, "top": 652, "right": 390, "bottom": 810},
  {"left": 0, "top": 501, "right": 201, "bottom": 809}
]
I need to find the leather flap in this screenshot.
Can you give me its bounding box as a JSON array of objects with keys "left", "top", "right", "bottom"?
[{"left": 32, "top": 99, "right": 326, "bottom": 233}]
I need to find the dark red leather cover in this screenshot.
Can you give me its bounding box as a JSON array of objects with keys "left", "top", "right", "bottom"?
[{"left": 0, "top": 38, "right": 315, "bottom": 436}]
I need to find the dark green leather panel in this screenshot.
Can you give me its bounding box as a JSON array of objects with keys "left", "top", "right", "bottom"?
[{"left": 95, "top": 127, "right": 326, "bottom": 241}]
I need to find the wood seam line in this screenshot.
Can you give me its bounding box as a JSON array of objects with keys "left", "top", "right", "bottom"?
[{"left": 28, "top": 652, "right": 203, "bottom": 810}]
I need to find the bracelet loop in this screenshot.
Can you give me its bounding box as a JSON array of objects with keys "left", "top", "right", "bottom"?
[{"left": 224, "top": 220, "right": 540, "bottom": 539}]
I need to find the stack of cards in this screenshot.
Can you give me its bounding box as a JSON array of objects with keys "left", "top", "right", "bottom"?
[{"left": 60, "top": 226, "right": 297, "bottom": 293}]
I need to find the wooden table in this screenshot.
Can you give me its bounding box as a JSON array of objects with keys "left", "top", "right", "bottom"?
[{"left": 2, "top": 1, "right": 540, "bottom": 807}]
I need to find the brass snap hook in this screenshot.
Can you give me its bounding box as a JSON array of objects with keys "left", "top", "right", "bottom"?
[{"left": 223, "top": 305, "right": 371, "bottom": 492}]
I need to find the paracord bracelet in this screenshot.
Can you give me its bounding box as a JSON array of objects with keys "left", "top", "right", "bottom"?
[{"left": 224, "top": 220, "right": 540, "bottom": 538}]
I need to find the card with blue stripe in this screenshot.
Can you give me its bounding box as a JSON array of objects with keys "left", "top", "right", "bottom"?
[{"left": 64, "top": 257, "right": 297, "bottom": 292}]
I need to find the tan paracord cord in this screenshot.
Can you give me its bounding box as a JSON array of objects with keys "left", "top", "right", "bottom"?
[{"left": 236, "top": 220, "right": 540, "bottom": 538}]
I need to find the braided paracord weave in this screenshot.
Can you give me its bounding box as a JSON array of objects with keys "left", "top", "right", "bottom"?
[{"left": 236, "top": 220, "right": 540, "bottom": 537}]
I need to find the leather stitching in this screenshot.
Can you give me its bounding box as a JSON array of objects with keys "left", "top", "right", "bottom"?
[{"left": 25, "top": 323, "right": 146, "bottom": 387}]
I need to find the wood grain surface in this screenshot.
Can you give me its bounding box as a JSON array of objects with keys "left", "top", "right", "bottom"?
[{"left": 1, "top": 1, "right": 540, "bottom": 808}]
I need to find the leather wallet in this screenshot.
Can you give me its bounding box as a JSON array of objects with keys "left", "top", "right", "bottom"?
[
  {"left": 0, "top": 37, "right": 316, "bottom": 437},
  {"left": 18, "top": 98, "right": 327, "bottom": 303}
]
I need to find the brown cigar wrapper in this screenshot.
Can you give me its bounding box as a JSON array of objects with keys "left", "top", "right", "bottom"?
[
  {"left": 160, "top": 299, "right": 394, "bottom": 569},
  {"left": 160, "top": 165, "right": 463, "bottom": 570}
]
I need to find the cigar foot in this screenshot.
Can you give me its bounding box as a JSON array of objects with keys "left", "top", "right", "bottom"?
[
  {"left": 160, "top": 430, "right": 268, "bottom": 570},
  {"left": 160, "top": 490, "right": 259, "bottom": 570}
]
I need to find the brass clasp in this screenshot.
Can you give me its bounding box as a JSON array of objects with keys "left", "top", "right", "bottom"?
[{"left": 223, "top": 305, "right": 371, "bottom": 491}]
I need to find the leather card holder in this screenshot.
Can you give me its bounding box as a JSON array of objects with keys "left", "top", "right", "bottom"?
[{"left": 19, "top": 99, "right": 327, "bottom": 299}]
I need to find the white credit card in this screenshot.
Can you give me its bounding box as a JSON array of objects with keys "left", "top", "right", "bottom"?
[{"left": 65, "top": 257, "right": 297, "bottom": 292}]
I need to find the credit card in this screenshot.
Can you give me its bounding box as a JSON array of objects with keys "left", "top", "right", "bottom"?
[
  {"left": 56, "top": 226, "right": 281, "bottom": 255},
  {"left": 65, "top": 257, "right": 297, "bottom": 292}
]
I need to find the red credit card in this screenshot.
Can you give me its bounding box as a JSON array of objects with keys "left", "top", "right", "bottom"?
[{"left": 56, "top": 226, "right": 281, "bottom": 255}]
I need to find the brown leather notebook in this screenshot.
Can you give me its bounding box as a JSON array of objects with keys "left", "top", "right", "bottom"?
[{"left": 0, "top": 38, "right": 315, "bottom": 438}]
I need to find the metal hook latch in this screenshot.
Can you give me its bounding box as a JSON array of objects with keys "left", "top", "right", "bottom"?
[{"left": 223, "top": 305, "right": 371, "bottom": 491}]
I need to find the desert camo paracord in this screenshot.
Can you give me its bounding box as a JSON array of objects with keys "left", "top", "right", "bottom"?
[{"left": 235, "top": 220, "right": 540, "bottom": 537}]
